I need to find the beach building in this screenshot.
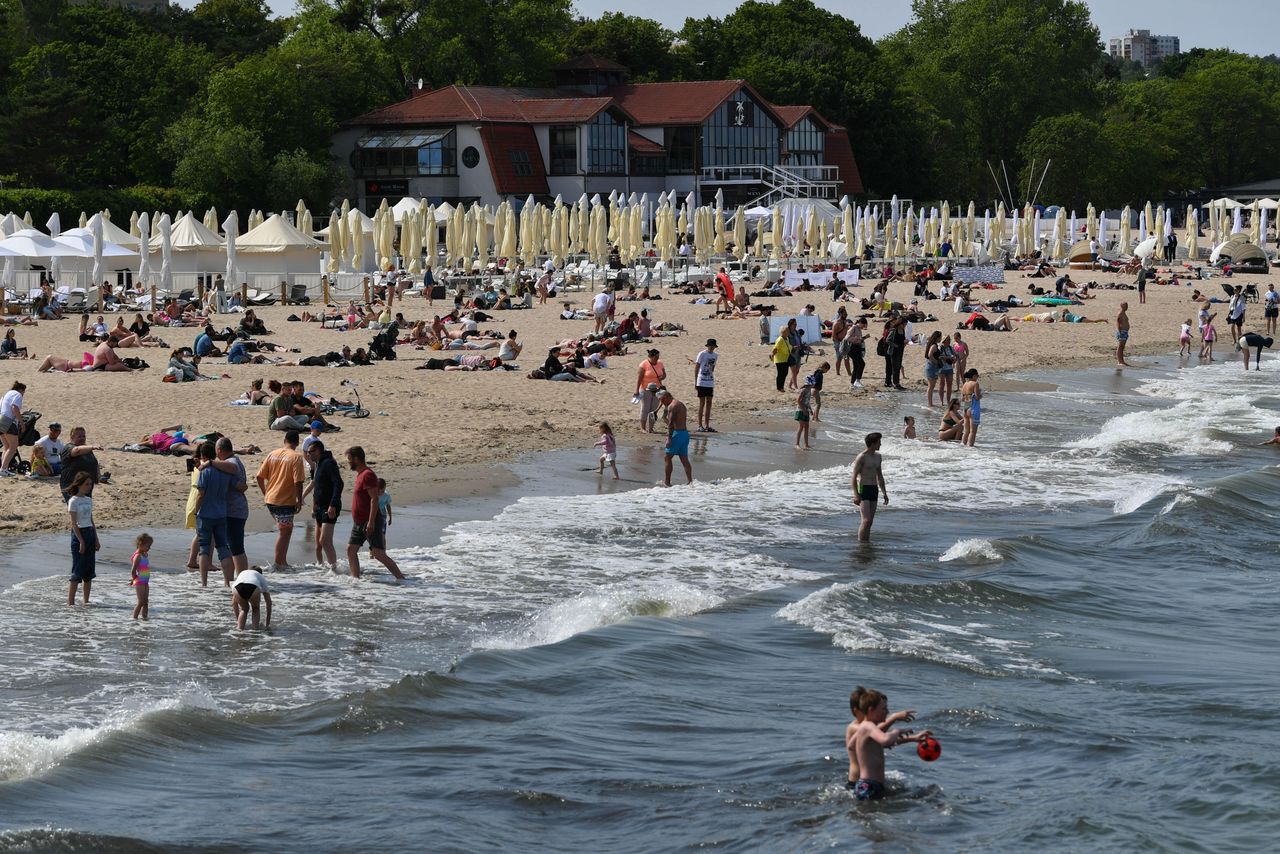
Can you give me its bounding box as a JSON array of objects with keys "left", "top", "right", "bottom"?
[
  {"left": 1108, "top": 29, "right": 1181, "bottom": 68},
  {"left": 331, "top": 56, "right": 862, "bottom": 213}
]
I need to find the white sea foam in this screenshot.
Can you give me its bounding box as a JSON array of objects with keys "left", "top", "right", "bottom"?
[
  {"left": 0, "top": 686, "right": 218, "bottom": 782},
  {"left": 939, "top": 538, "right": 1004, "bottom": 563},
  {"left": 778, "top": 582, "right": 1071, "bottom": 679}
]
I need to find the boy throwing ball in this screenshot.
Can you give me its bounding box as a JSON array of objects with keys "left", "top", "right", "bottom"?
[{"left": 844, "top": 686, "right": 931, "bottom": 800}]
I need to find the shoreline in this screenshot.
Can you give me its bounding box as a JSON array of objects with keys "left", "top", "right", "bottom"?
[
  {"left": 2, "top": 342, "right": 1217, "bottom": 593},
  {"left": 0, "top": 265, "right": 1271, "bottom": 538}
]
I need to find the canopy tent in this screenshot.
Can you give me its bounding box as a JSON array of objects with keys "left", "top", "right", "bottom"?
[
  {"left": 151, "top": 211, "right": 223, "bottom": 273},
  {"left": 0, "top": 228, "right": 82, "bottom": 258},
  {"left": 236, "top": 214, "right": 324, "bottom": 275},
  {"left": 1211, "top": 237, "right": 1267, "bottom": 271},
  {"left": 87, "top": 212, "right": 141, "bottom": 248},
  {"left": 1066, "top": 238, "right": 1102, "bottom": 267},
  {"left": 1255, "top": 198, "right": 1280, "bottom": 210},
  {"left": 1210, "top": 197, "right": 1245, "bottom": 209}
]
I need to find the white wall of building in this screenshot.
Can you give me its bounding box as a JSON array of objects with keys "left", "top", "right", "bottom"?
[{"left": 456, "top": 124, "right": 498, "bottom": 203}]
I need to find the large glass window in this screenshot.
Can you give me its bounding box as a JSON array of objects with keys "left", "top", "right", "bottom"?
[
  {"left": 785, "top": 117, "right": 824, "bottom": 166},
  {"left": 550, "top": 125, "right": 577, "bottom": 175},
  {"left": 666, "top": 126, "right": 697, "bottom": 174},
  {"left": 588, "top": 112, "right": 626, "bottom": 175},
  {"left": 355, "top": 129, "right": 456, "bottom": 177},
  {"left": 700, "top": 92, "right": 779, "bottom": 168}
]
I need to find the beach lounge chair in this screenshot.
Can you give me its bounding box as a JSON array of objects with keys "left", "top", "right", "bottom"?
[
  {"left": 63, "top": 289, "right": 88, "bottom": 312},
  {"left": 245, "top": 289, "right": 277, "bottom": 306}
]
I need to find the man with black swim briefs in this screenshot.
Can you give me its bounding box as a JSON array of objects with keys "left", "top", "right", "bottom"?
[
  {"left": 851, "top": 432, "right": 887, "bottom": 542},
  {"left": 230, "top": 568, "right": 272, "bottom": 630}
]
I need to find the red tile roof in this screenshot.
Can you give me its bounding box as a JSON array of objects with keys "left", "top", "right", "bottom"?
[
  {"left": 824, "top": 128, "right": 864, "bottom": 196},
  {"left": 479, "top": 125, "right": 549, "bottom": 196},
  {"left": 349, "top": 85, "right": 559, "bottom": 126},
  {"left": 348, "top": 86, "right": 636, "bottom": 127},
  {"left": 627, "top": 130, "right": 664, "bottom": 155},
  {"left": 604, "top": 80, "right": 784, "bottom": 126},
  {"left": 514, "top": 98, "right": 622, "bottom": 124},
  {"left": 774, "top": 105, "right": 838, "bottom": 130}
]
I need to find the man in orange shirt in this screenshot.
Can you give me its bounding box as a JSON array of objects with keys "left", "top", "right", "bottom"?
[{"left": 255, "top": 430, "right": 307, "bottom": 570}]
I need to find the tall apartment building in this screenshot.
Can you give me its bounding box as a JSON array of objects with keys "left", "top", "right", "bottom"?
[{"left": 1109, "top": 30, "right": 1181, "bottom": 68}]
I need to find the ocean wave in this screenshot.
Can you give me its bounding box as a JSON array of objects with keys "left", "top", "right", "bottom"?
[
  {"left": 938, "top": 538, "right": 1004, "bottom": 563},
  {"left": 778, "top": 581, "right": 1070, "bottom": 680},
  {"left": 478, "top": 581, "right": 724, "bottom": 650},
  {"left": 0, "top": 686, "right": 218, "bottom": 783}
]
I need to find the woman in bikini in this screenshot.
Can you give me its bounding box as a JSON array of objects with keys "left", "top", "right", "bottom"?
[
  {"left": 961, "top": 369, "right": 982, "bottom": 447},
  {"left": 938, "top": 399, "right": 963, "bottom": 441}
]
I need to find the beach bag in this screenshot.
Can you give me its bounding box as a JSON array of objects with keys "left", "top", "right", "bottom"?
[{"left": 875, "top": 334, "right": 889, "bottom": 357}]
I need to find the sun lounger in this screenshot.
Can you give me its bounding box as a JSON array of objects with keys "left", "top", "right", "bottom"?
[{"left": 245, "top": 289, "right": 277, "bottom": 306}]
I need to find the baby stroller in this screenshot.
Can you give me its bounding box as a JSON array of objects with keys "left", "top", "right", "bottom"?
[
  {"left": 5, "top": 410, "right": 41, "bottom": 474},
  {"left": 369, "top": 326, "right": 397, "bottom": 361}
]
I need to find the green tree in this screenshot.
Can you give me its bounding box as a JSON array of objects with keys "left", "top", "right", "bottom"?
[
  {"left": 0, "top": 5, "right": 213, "bottom": 188},
  {"left": 881, "top": 0, "right": 1103, "bottom": 200},
  {"left": 167, "top": 117, "right": 267, "bottom": 208},
  {"left": 563, "top": 13, "right": 677, "bottom": 82},
  {"left": 265, "top": 149, "right": 340, "bottom": 212},
  {"left": 189, "top": 0, "right": 286, "bottom": 60}
]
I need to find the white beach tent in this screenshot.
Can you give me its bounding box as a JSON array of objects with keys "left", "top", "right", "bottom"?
[
  {"left": 87, "top": 212, "right": 141, "bottom": 248},
  {"left": 151, "top": 211, "right": 223, "bottom": 273},
  {"left": 236, "top": 214, "right": 324, "bottom": 274},
  {"left": 55, "top": 227, "right": 137, "bottom": 274},
  {"left": 392, "top": 197, "right": 423, "bottom": 223}
]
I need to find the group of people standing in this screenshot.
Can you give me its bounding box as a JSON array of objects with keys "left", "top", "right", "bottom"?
[{"left": 61, "top": 424, "right": 402, "bottom": 629}]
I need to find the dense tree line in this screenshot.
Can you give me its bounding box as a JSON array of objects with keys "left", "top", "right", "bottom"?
[{"left": 1, "top": 0, "right": 1278, "bottom": 216}]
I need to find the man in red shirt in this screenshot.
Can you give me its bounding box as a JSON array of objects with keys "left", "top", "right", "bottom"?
[{"left": 344, "top": 446, "right": 404, "bottom": 581}]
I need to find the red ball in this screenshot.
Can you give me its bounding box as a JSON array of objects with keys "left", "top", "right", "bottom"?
[{"left": 917, "top": 736, "right": 942, "bottom": 762}]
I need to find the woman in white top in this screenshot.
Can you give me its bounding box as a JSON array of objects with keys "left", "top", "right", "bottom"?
[
  {"left": 0, "top": 381, "right": 26, "bottom": 476},
  {"left": 67, "top": 471, "right": 99, "bottom": 605}
]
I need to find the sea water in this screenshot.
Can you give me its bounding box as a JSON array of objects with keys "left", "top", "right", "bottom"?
[{"left": 0, "top": 357, "right": 1277, "bottom": 851}]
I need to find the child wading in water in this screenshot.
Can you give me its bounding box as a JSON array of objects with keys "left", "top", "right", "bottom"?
[
  {"left": 130, "top": 533, "right": 153, "bottom": 620},
  {"left": 844, "top": 685, "right": 930, "bottom": 800},
  {"left": 595, "top": 422, "right": 619, "bottom": 479},
  {"left": 795, "top": 379, "right": 814, "bottom": 449},
  {"left": 67, "top": 472, "right": 98, "bottom": 605},
  {"left": 1201, "top": 315, "right": 1217, "bottom": 360},
  {"left": 1179, "top": 319, "right": 1192, "bottom": 356}
]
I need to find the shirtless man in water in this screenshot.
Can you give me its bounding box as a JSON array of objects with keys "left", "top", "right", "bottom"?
[
  {"left": 851, "top": 432, "right": 887, "bottom": 542},
  {"left": 657, "top": 389, "right": 692, "bottom": 486},
  {"left": 1115, "top": 302, "right": 1132, "bottom": 366}
]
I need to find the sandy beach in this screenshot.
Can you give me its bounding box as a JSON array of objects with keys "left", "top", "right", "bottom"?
[{"left": 0, "top": 264, "right": 1272, "bottom": 536}]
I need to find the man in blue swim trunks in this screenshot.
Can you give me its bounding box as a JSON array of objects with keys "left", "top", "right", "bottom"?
[{"left": 657, "top": 389, "right": 693, "bottom": 487}]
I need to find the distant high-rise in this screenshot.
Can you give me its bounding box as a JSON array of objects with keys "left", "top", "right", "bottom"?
[{"left": 1109, "top": 29, "right": 1181, "bottom": 68}]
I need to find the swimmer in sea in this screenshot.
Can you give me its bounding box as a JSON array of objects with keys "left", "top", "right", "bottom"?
[
  {"left": 1261, "top": 427, "right": 1280, "bottom": 446},
  {"left": 902, "top": 415, "right": 916, "bottom": 439},
  {"left": 844, "top": 685, "right": 930, "bottom": 800},
  {"left": 851, "top": 432, "right": 887, "bottom": 542}
]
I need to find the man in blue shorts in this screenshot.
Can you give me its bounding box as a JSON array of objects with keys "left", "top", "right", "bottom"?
[{"left": 657, "top": 389, "right": 693, "bottom": 487}]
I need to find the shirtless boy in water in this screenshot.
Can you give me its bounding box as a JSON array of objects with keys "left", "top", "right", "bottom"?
[
  {"left": 851, "top": 433, "right": 887, "bottom": 542},
  {"left": 845, "top": 686, "right": 929, "bottom": 800}
]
